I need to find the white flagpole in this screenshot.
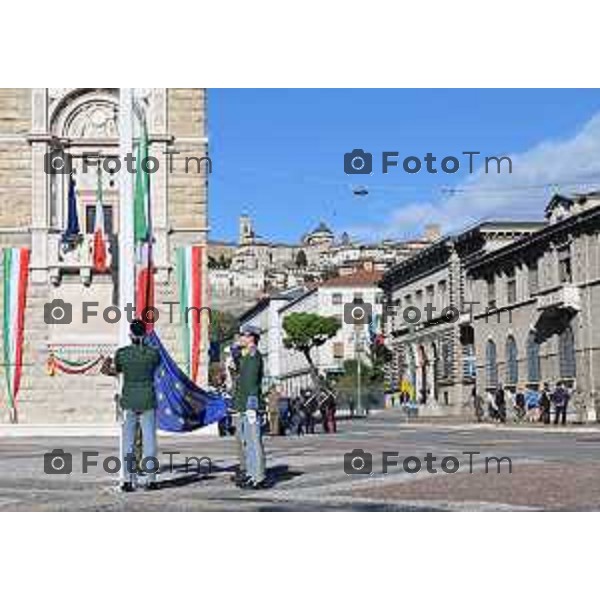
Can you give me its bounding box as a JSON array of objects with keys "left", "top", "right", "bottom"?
[{"left": 118, "top": 88, "right": 135, "bottom": 484}]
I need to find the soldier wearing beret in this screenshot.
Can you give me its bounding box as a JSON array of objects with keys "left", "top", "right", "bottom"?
[
  {"left": 232, "top": 326, "right": 267, "bottom": 489},
  {"left": 102, "top": 319, "right": 161, "bottom": 492}
]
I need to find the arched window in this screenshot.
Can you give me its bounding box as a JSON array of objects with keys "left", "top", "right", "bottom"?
[
  {"left": 486, "top": 340, "right": 498, "bottom": 388},
  {"left": 559, "top": 326, "right": 576, "bottom": 379},
  {"left": 506, "top": 336, "right": 518, "bottom": 385},
  {"left": 526, "top": 331, "right": 541, "bottom": 383}
]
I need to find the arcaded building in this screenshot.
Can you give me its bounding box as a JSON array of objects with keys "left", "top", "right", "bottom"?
[
  {"left": 380, "top": 221, "right": 542, "bottom": 413},
  {"left": 466, "top": 192, "right": 600, "bottom": 422},
  {"left": 0, "top": 88, "right": 209, "bottom": 423}
]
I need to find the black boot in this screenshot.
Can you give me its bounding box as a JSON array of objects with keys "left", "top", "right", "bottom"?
[{"left": 231, "top": 469, "right": 250, "bottom": 487}]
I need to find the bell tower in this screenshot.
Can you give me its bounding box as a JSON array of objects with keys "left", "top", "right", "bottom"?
[{"left": 239, "top": 213, "right": 254, "bottom": 245}]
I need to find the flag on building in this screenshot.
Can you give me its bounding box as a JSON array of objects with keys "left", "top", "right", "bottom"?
[
  {"left": 2, "top": 248, "right": 30, "bottom": 423},
  {"left": 136, "top": 244, "right": 155, "bottom": 329},
  {"left": 133, "top": 123, "right": 154, "bottom": 329},
  {"left": 176, "top": 246, "right": 203, "bottom": 382},
  {"left": 93, "top": 170, "right": 108, "bottom": 272},
  {"left": 62, "top": 176, "right": 80, "bottom": 244},
  {"left": 134, "top": 125, "right": 150, "bottom": 244}
]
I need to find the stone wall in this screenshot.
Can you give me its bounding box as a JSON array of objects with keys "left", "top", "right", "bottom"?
[
  {"left": 167, "top": 88, "right": 208, "bottom": 238},
  {"left": 0, "top": 89, "right": 31, "bottom": 230}
]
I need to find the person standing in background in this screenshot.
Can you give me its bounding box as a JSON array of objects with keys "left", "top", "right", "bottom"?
[
  {"left": 267, "top": 385, "right": 282, "bottom": 436},
  {"left": 472, "top": 386, "right": 484, "bottom": 423},
  {"left": 539, "top": 383, "right": 551, "bottom": 425},
  {"left": 552, "top": 382, "right": 570, "bottom": 426},
  {"left": 495, "top": 383, "right": 507, "bottom": 423}
]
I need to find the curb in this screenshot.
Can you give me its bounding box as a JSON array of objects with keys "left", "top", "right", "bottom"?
[{"left": 0, "top": 423, "right": 220, "bottom": 438}]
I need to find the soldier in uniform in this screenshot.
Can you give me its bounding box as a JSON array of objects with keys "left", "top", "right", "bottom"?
[
  {"left": 232, "top": 326, "right": 268, "bottom": 489},
  {"left": 102, "top": 319, "right": 161, "bottom": 492}
]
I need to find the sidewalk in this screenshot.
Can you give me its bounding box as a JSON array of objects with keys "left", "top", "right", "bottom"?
[
  {"left": 0, "top": 423, "right": 220, "bottom": 438},
  {"left": 398, "top": 421, "right": 600, "bottom": 434}
]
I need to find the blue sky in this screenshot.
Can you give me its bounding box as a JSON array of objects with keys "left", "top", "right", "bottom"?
[{"left": 208, "top": 89, "right": 600, "bottom": 243}]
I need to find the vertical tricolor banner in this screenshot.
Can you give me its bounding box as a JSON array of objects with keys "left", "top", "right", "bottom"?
[
  {"left": 133, "top": 122, "right": 155, "bottom": 330},
  {"left": 2, "top": 248, "right": 30, "bottom": 423},
  {"left": 93, "top": 169, "right": 108, "bottom": 272},
  {"left": 176, "top": 246, "right": 203, "bottom": 383}
]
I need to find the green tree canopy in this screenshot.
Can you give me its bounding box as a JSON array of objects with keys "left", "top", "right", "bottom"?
[
  {"left": 282, "top": 312, "right": 340, "bottom": 388},
  {"left": 218, "top": 254, "right": 232, "bottom": 268},
  {"left": 334, "top": 358, "right": 385, "bottom": 412},
  {"left": 295, "top": 249, "right": 308, "bottom": 268}
]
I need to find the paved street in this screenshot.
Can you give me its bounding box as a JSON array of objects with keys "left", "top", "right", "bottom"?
[{"left": 1, "top": 410, "right": 600, "bottom": 511}]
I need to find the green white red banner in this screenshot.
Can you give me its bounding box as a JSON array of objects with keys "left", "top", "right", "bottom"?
[
  {"left": 176, "top": 246, "right": 203, "bottom": 382},
  {"left": 93, "top": 170, "right": 108, "bottom": 272},
  {"left": 2, "top": 248, "right": 30, "bottom": 422}
]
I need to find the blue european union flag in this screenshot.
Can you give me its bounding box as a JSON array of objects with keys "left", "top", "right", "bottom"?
[{"left": 146, "top": 332, "right": 228, "bottom": 432}]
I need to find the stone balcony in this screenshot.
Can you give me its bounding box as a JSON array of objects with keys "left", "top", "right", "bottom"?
[
  {"left": 47, "top": 232, "right": 114, "bottom": 286},
  {"left": 536, "top": 283, "right": 581, "bottom": 313}
]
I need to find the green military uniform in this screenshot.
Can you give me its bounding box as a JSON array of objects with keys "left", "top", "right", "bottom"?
[
  {"left": 234, "top": 349, "right": 264, "bottom": 412},
  {"left": 115, "top": 344, "right": 161, "bottom": 412}
]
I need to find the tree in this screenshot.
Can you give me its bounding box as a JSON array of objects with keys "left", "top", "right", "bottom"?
[
  {"left": 295, "top": 249, "right": 308, "bottom": 268},
  {"left": 334, "top": 357, "right": 385, "bottom": 413},
  {"left": 282, "top": 312, "right": 340, "bottom": 388},
  {"left": 369, "top": 338, "right": 392, "bottom": 382},
  {"left": 218, "top": 254, "right": 232, "bottom": 268}
]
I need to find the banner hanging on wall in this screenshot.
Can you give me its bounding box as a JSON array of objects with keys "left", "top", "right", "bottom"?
[{"left": 2, "top": 248, "right": 30, "bottom": 423}]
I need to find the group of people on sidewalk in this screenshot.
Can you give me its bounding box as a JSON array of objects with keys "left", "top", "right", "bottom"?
[
  {"left": 101, "top": 320, "right": 268, "bottom": 492},
  {"left": 473, "top": 382, "right": 571, "bottom": 425}
]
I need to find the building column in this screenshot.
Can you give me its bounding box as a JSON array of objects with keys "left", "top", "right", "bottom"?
[
  {"left": 29, "top": 89, "right": 49, "bottom": 284},
  {"left": 30, "top": 141, "right": 49, "bottom": 283}
]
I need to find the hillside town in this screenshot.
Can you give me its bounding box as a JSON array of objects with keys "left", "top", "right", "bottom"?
[{"left": 208, "top": 215, "right": 439, "bottom": 314}]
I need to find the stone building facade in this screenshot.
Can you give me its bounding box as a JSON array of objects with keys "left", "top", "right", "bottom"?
[
  {"left": 466, "top": 192, "right": 600, "bottom": 422},
  {"left": 0, "top": 88, "right": 209, "bottom": 424},
  {"left": 380, "top": 222, "right": 543, "bottom": 413}
]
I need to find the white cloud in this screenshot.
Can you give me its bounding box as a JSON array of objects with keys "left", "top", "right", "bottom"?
[{"left": 347, "top": 111, "right": 600, "bottom": 241}]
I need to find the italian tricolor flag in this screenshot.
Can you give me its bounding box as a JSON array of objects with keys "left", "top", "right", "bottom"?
[
  {"left": 2, "top": 248, "right": 30, "bottom": 423},
  {"left": 177, "top": 246, "right": 203, "bottom": 382},
  {"left": 133, "top": 124, "right": 154, "bottom": 328},
  {"left": 134, "top": 125, "right": 150, "bottom": 245},
  {"left": 93, "top": 171, "right": 108, "bottom": 272}
]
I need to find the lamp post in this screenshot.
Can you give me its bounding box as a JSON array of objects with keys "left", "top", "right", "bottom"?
[
  {"left": 117, "top": 88, "right": 134, "bottom": 484},
  {"left": 354, "top": 324, "right": 364, "bottom": 415}
]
